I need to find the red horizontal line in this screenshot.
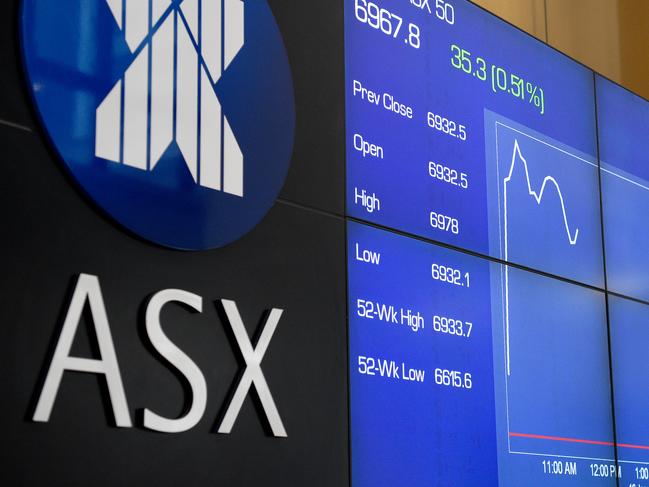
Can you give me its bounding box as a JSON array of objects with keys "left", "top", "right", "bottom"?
[
  {"left": 510, "top": 432, "right": 649, "bottom": 450},
  {"left": 615, "top": 443, "right": 649, "bottom": 451},
  {"left": 510, "top": 432, "right": 614, "bottom": 447}
]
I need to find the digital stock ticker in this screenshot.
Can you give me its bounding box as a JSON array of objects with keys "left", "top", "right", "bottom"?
[{"left": 345, "top": 0, "right": 649, "bottom": 485}]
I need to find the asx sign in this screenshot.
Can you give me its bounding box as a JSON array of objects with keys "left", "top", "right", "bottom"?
[{"left": 33, "top": 274, "right": 288, "bottom": 437}]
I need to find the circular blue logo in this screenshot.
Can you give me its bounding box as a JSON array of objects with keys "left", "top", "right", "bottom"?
[{"left": 21, "top": 0, "right": 295, "bottom": 250}]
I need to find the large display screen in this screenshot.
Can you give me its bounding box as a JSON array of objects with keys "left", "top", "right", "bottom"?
[
  {"left": 345, "top": 0, "right": 649, "bottom": 485},
  {"left": 345, "top": 0, "right": 604, "bottom": 287}
]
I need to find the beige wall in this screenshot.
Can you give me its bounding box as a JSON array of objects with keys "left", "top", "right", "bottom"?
[
  {"left": 473, "top": 0, "right": 547, "bottom": 40},
  {"left": 618, "top": 0, "right": 649, "bottom": 98},
  {"left": 471, "top": 0, "right": 649, "bottom": 99},
  {"left": 546, "top": 0, "right": 621, "bottom": 81}
]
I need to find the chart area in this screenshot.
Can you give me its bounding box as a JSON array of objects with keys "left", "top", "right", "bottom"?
[
  {"left": 490, "top": 265, "right": 617, "bottom": 485},
  {"left": 485, "top": 111, "right": 604, "bottom": 287}
]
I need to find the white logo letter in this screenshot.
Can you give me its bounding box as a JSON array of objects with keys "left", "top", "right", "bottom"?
[
  {"left": 143, "top": 289, "right": 207, "bottom": 433},
  {"left": 33, "top": 274, "right": 132, "bottom": 427},
  {"left": 218, "top": 300, "right": 287, "bottom": 437}
]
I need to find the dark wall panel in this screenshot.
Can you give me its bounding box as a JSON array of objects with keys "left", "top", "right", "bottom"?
[
  {"left": 272, "top": 0, "right": 346, "bottom": 215},
  {"left": 0, "top": 0, "right": 32, "bottom": 127},
  {"left": 0, "top": 102, "right": 348, "bottom": 485}
]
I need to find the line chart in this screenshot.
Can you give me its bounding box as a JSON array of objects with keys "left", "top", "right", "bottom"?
[
  {"left": 501, "top": 137, "right": 580, "bottom": 376},
  {"left": 489, "top": 117, "right": 603, "bottom": 288},
  {"left": 486, "top": 115, "right": 614, "bottom": 470},
  {"left": 503, "top": 139, "right": 580, "bottom": 251}
]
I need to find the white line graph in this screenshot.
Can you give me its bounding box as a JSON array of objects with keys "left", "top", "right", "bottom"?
[
  {"left": 491, "top": 120, "right": 613, "bottom": 463},
  {"left": 504, "top": 140, "right": 580, "bottom": 249},
  {"left": 498, "top": 131, "right": 580, "bottom": 376}
]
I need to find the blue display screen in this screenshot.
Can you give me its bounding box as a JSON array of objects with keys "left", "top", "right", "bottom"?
[
  {"left": 609, "top": 296, "right": 649, "bottom": 471},
  {"left": 345, "top": 1, "right": 649, "bottom": 485},
  {"left": 597, "top": 75, "right": 649, "bottom": 302},
  {"left": 598, "top": 76, "right": 649, "bottom": 480},
  {"left": 348, "top": 221, "right": 498, "bottom": 486},
  {"left": 348, "top": 221, "right": 616, "bottom": 486},
  {"left": 345, "top": 0, "right": 603, "bottom": 287}
]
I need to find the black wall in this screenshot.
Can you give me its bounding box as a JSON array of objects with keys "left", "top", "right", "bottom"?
[{"left": 0, "top": 1, "right": 349, "bottom": 486}]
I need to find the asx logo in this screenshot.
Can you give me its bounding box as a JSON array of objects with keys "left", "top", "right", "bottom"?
[
  {"left": 21, "top": 0, "right": 295, "bottom": 249},
  {"left": 96, "top": 0, "right": 245, "bottom": 196},
  {"left": 33, "top": 274, "right": 288, "bottom": 437}
]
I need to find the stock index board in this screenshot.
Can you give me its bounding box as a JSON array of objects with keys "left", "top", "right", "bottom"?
[{"left": 345, "top": 0, "right": 604, "bottom": 287}]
